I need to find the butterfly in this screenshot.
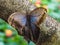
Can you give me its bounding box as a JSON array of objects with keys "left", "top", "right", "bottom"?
[{"left": 8, "top": 7, "right": 47, "bottom": 43}]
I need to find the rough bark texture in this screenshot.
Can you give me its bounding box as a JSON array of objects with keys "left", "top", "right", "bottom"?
[
  {"left": 0, "top": 0, "right": 60, "bottom": 45},
  {"left": 38, "top": 15, "right": 60, "bottom": 45},
  {"left": 0, "top": 0, "right": 36, "bottom": 21}
]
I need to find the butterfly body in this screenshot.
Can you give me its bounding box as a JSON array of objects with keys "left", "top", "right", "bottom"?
[{"left": 8, "top": 7, "right": 47, "bottom": 44}]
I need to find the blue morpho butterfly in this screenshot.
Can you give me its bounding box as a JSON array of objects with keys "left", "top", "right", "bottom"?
[{"left": 8, "top": 7, "right": 47, "bottom": 43}]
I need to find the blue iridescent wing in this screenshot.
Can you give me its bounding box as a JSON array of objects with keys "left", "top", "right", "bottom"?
[
  {"left": 8, "top": 12, "right": 27, "bottom": 34},
  {"left": 30, "top": 7, "right": 47, "bottom": 41},
  {"left": 30, "top": 7, "right": 47, "bottom": 31},
  {"left": 30, "top": 7, "right": 47, "bottom": 24},
  {"left": 8, "top": 12, "right": 27, "bottom": 26}
]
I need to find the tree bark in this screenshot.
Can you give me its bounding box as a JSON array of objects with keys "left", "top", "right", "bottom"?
[
  {"left": 0, "top": 0, "right": 36, "bottom": 21},
  {"left": 37, "top": 15, "right": 60, "bottom": 45}
]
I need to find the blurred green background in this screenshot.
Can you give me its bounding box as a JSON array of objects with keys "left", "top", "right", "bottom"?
[
  {"left": 0, "top": 19, "right": 35, "bottom": 45},
  {"left": 31, "top": 0, "right": 60, "bottom": 22},
  {"left": 42, "top": 0, "right": 60, "bottom": 22}
]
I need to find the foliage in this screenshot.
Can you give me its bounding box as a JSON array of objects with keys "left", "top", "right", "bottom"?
[{"left": 0, "top": 19, "right": 35, "bottom": 45}]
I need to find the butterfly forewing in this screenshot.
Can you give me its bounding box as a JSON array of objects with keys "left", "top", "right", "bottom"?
[
  {"left": 30, "top": 7, "right": 47, "bottom": 25},
  {"left": 8, "top": 12, "right": 27, "bottom": 35},
  {"left": 8, "top": 12, "right": 27, "bottom": 26}
]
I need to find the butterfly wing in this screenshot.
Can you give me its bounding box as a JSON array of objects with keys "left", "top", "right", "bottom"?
[
  {"left": 8, "top": 12, "right": 27, "bottom": 34},
  {"left": 30, "top": 7, "right": 47, "bottom": 41},
  {"left": 30, "top": 7, "right": 47, "bottom": 25}
]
